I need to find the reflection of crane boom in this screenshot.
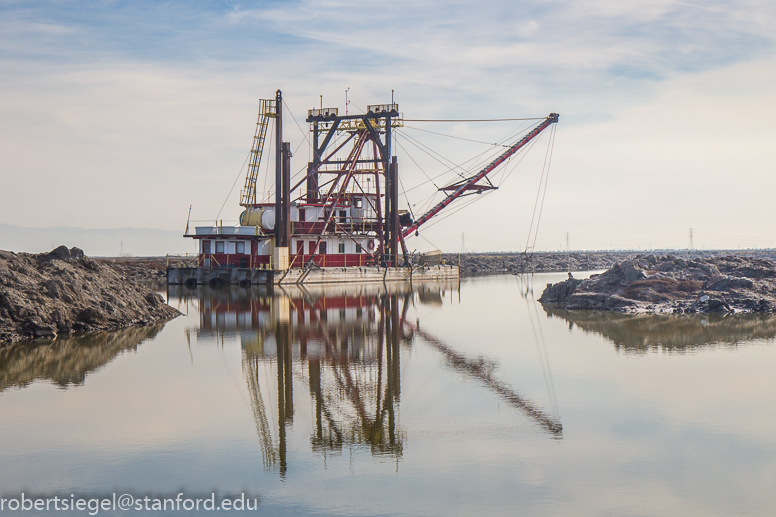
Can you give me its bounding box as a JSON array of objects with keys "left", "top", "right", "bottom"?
[
  {"left": 240, "top": 99, "right": 276, "bottom": 206},
  {"left": 404, "top": 321, "right": 563, "bottom": 437},
  {"left": 243, "top": 355, "right": 278, "bottom": 470}
]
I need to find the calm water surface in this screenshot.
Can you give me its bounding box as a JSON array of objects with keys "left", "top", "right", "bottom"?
[{"left": 1, "top": 273, "right": 775, "bottom": 516}]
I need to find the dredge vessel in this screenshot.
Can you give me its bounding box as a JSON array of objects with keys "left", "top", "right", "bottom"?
[{"left": 167, "top": 90, "right": 558, "bottom": 286}]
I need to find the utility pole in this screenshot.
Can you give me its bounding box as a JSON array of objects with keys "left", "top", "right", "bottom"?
[
  {"left": 566, "top": 232, "right": 570, "bottom": 251},
  {"left": 689, "top": 228, "right": 694, "bottom": 250},
  {"left": 461, "top": 232, "right": 466, "bottom": 253}
]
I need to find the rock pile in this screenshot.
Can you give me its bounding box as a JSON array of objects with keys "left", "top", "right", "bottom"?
[
  {"left": 458, "top": 252, "right": 635, "bottom": 275},
  {"left": 539, "top": 255, "right": 776, "bottom": 313},
  {"left": 0, "top": 246, "right": 179, "bottom": 344}
]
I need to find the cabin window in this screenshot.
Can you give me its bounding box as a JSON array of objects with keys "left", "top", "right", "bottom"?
[
  {"left": 319, "top": 242, "right": 327, "bottom": 255},
  {"left": 202, "top": 241, "right": 211, "bottom": 254},
  {"left": 354, "top": 198, "right": 363, "bottom": 208},
  {"left": 356, "top": 243, "right": 362, "bottom": 254},
  {"left": 236, "top": 242, "right": 245, "bottom": 254},
  {"left": 339, "top": 210, "right": 346, "bottom": 224},
  {"left": 227, "top": 241, "right": 236, "bottom": 255},
  {"left": 215, "top": 241, "right": 224, "bottom": 253},
  {"left": 338, "top": 243, "right": 345, "bottom": 254},
  {"left": 299, "top": 209, "right": 305, "bottom": 222}
]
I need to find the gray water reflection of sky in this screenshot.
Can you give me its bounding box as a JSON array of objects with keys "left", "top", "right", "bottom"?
[{"left": 1, "top": 274, "right": 775, "bottom": 516}]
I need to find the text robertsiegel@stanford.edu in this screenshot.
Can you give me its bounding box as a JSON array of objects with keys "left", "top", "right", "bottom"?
[{"left": 0, "top": 493, "right": 259, "bottom": 514}]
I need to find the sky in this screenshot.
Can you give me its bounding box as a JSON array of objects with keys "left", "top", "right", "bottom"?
[{"left": 1, "top": 0, "right": 775, "bottom": 254}]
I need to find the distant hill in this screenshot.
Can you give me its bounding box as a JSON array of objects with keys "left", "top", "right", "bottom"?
[{"left": 0, "top": 224, "right": 196, "bottom": 257}]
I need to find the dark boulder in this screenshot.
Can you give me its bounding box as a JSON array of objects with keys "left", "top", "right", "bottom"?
[
  {"left": 538, "top": 277, "right": 581, "bottom": 304},
  {"left": 45, "top": 246, "right": 71, "bottom": 260}
]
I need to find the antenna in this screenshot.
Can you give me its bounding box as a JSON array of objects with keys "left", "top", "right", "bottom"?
[
  {"left": 391, "top": 89, "right": 394, "bottom": 104},
  {"left": 345, "top": 87, "right": 350, "bottom": 115},
  {"left": 320, "top": 95, "right": 322, "bottom": 109}
]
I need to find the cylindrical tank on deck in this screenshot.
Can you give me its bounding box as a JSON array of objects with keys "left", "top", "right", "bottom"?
[{"left": 240, "top": 208, "right": 275, "bottom": 230}]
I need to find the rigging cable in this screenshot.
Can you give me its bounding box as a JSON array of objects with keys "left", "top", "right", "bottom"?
[
  {"left": 282, "top": 98, "right": 312, "bottom": 156},
  {"left": 403, "top": 117, "right": 544, "bottom": 122},
  {"left": 524, "top": 124, "right": 557, "bottom": 253},
  {"left": 397, "top": 120, "right": 533, "bottom": 195},
  {"left": 396, "top": 130, "right": 507, "bottom": 192},
  {"left": 530, "top": 124, "right": 557, "bottom": 253},
  {"left": 394, "top": 136, "right": 440, "bottom": 189},
  {"left": 214, "top": 150, "right": 251, "bottom": 223},
  {"left": 396, "top": 130, "right": 471, "bottom": 178},
  {"left": 402, "top": 125, "right": 510, "bottom": 147}
]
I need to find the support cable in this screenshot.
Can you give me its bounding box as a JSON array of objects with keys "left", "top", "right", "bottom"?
[
  {"left": 282, "top": 98, "right": 312, "bottom": 155},
  {"left": 530, "top": 125, "right": 557, "bottom": 252},
  {"left": 404, "top": 117, "right": 544, "bottom": 122},
  {"left": 397, "top": 129, "right": 519, "bottom": 195},
  {"left": 215, "top": 150, "right": 251, "bottom": 223},
  {"left": 394, "top": 136, "right": 439, "bottom": 189},
  {"left": 396, "top": 130, "right": 471, "bottom": 178},
  {"left": 402, "top": 125, "right": 511, "bottom": 147},
  {"left": 525, "top": 124, "right": 556, "bottom": 253}
]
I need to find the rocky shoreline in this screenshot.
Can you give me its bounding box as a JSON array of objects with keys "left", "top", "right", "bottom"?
[
  {"left": 539, "top": 254, "right": 776, "bottom": 314},
  {"left": 0, "top": 247, "right": 179, "bottom": 344},
  {"left": 457, "top": 250, "right": 776, "bottom": 276}
]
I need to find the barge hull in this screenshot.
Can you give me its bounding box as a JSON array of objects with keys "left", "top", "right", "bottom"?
[{"left": 167, "top": 265, "right": 458, "bottom": 286}]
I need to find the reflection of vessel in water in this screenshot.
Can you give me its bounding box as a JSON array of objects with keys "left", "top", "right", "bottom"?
[
  {"left": 0, "top": 323, "right": 165, "bottom": 392},
  {"left": 543, "top": 306, "right": 776, "bottom": 352},
  {"left": 180, "top": 283, "right": 421, "bottom": 476},
  {"left": 173, "top": 282, "right": 562, "bottom": 475}
]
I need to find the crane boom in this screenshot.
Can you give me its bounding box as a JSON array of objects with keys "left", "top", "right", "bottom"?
[
  {"left": 402, "top": 113, "right": 559, "bottom": 239},
  {"left": 240, "top": 99, "right": 276, "bottom": 206}
]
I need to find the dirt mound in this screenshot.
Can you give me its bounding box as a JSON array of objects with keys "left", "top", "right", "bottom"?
[
  {"left": 0, "top": 247, "right": 179, "bottom": 344},
  {"left": 539, "top": 254, "right": 776, "bottom": 313}
]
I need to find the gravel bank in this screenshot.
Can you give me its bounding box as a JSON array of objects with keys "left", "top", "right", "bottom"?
[
  {"left": 0, "top": 247, "right": 179, "bottom": 344},
  {"left": 457, "top": 250, "right": 776, "bottom": 276}
]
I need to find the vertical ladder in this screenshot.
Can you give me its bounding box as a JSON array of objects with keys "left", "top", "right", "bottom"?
[{"left": 240, "top": 99, "right": 276, "bottom": 206}]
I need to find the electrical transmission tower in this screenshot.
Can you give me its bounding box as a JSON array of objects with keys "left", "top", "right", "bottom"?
[
  {"left": 566, "top": 232, "right": 570, "bottom": 251},
  {"left": 689, "top": 228, "right": 694, "bottom": 250}
]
